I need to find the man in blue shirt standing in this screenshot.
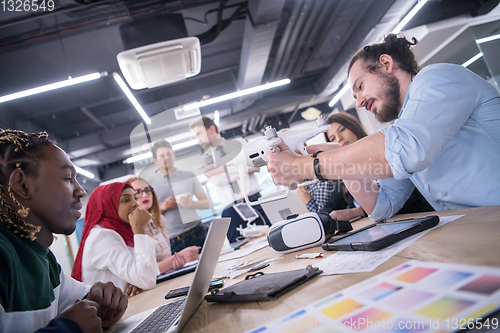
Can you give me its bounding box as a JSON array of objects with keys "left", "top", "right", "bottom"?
[{"left": 267, "top": 34, "right": 500, "bottom": 220}]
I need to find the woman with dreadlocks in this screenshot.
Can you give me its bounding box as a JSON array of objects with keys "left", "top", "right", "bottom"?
[{"left": 0, "top": 129, "right": 128, "bottom": 333}]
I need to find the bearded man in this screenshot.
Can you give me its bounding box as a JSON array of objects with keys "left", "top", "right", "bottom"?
[{"left": 268, "top": 34, "right": 500, "bottom": 220}]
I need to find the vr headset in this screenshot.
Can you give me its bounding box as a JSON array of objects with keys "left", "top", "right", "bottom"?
[{"left": 267, "top": 212, "right": 353, "bottom": 253}]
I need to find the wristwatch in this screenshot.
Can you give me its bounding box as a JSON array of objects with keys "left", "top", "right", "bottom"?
[{"left": 312, "top": 150, "right": 326, "bottom": 182}]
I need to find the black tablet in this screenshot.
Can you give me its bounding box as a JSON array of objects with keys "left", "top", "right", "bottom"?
[
  {"left": 322, "top": 215, "right": 439, "bottom": 251},
  {"left": 156, "top": 263, "right": 197, "bottom": 283}
]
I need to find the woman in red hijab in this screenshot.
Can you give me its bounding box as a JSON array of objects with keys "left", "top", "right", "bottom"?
[{"left": 71, "top": 182, "right": 158, "bottom": 293}]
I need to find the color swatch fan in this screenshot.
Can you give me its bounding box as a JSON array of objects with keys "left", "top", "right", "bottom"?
[{"left": 249, "top": 260, "right": 500, "bottom": 332}]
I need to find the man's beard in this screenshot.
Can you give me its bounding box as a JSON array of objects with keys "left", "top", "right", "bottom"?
[{"left": 374, "top": 72, "right": 401, "bottom": 123}]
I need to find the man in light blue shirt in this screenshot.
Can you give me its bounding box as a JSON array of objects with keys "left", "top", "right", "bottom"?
[{"left": 267, "top": 34, "right": 500, "bottom": 220}]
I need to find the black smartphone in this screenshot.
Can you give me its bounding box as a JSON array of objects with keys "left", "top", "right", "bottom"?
[
  {"left": 322, "top": 215, "right": 439, "bottom": 252},
  {"left": 164, "top": 279, "right": 224, "bottom": 299}
]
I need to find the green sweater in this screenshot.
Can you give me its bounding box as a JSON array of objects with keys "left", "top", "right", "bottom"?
[{"left": 0, "top": 221, "right": 89, "bottom": 332}]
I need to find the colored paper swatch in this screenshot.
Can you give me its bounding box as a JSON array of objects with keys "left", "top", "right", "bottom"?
[
  {"left": 384, "top": 264, "right": 411, "bottom": 276},
  {"left": 321, "top": 298, "right": 364, "bottom": 319},
  {"left": 280, "top": 315, "right": 324, "bottom": 333},
  {"left": 459, "top": 275, "right": 500, "bottom": 295},
  {"left": 313, "top": 293, "right": 343, "bottom": 308},
  {"left": 416, "top": 296, "right": 476, "bottom": 319},
  {"left": 342, "top": 308, "right": 392, "bottom": 331},
  {"left": 281, "top": 309, "right": 307, "bottom": 323},
  {"left": 465, "top": 303, "right": 499, "bottom": 321},
  {"left": 383, "top": 289, "right": 434, "bottom": 311},
  {"left": 394, "top": 267, "right": 438, "bottom": 283},
  {"left": 360, "top": 282, "right": 402, "bottom": 301},
  {"left": 425, "top": 270, "right": 473, "bottom": 289}
]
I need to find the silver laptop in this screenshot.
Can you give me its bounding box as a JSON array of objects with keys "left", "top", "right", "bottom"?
[
  {"left": 111, "top": 218, "right": 230, "bottom": 333},
  {"left": 260, "top": 190, "right": 308, "bottom": 224}
]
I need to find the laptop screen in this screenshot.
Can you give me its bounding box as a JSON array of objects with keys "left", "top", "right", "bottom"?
[{"left": 175, "top": 218, "right": 230, "bottom": 332}]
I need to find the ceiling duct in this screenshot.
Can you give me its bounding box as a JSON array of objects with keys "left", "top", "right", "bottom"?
[
  {"left": 119, "top": 13, "right": 188, "bottom": 50},
  {"left": 404, "top": 0, "right": 500, "bottom": 30}
]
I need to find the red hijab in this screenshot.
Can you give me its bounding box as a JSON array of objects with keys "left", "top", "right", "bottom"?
[{"left": 71, "top": 182, "right": 135, "bottom": 281}]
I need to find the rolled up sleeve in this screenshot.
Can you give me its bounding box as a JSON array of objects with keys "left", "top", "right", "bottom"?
[
  {"left": 369, "top": 177, "right": 414, "bottom": 221},
  {"left": 381, "top": 64, "right": 480, "bottom": 180}
]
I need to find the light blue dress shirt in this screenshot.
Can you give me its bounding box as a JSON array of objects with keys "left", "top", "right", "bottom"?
[{"left": 370, "top": 63, "right": 500, "bottom": 221}]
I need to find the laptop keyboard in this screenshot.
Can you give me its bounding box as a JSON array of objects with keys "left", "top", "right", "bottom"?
[{"left": 130, "top": 297, "right": 186, "bottom": 333}]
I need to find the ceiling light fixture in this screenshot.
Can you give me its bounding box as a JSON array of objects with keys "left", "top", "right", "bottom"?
[
  {"left": 328, "top": 84, "right": 351, "bottom": 107},
  {"left": 301, "top": 107, "right": 321, "bottom": 121},
  {"left": 392, "top": 0, "right": 429, "bottom": 34},
  {"left": 461, "top": 52, "right": 483, "bottom": 68},
  {"left": 183, "top": 78, "right": 291, "bottom": 111},
  {"left": 113, "top": 72, "right": 152, "bottom": 124},
  {"left": 329, "top": 0, "right": 429, "bottom": 108},
  {"left": 75, "top": 166, "right": 95, "bottom": 179},
  {"left": 125, "top": 152, "right": 153, "bottom": 164},
  {"left": 0, "top": 72, "right": 107, "bottom": 104},
  {"left": 172, "top": 139, "right": 199, "bottom": 150},
  {"left": 214, "top": 110, "right": 220, "bottom": 126},
  {"left": 476, "top": 33, "right": 500, "bottom": 44},
  {"left": 125, "top": 138, "right": 199, "bottom": 164}
]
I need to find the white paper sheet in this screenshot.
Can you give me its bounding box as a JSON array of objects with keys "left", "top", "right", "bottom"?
[
  {"left": 217, "top": 238, "right": 269, "bottom": 262},
  {"left": 316, "top": 215, "right": 465, "bottom": 275}
]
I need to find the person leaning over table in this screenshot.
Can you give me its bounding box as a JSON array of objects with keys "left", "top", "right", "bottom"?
[
  {"left": 320, "top": 112, "right": 433, "bottom": 221},
  {"left": 267, "top": 33, "right": 500, "bottom": 221},
  {"left": 72, "top": 182, "right": 158, "bottom": 297},
  {"left": 276, "top": 127, "right": 347, "bottom": 214},
  {"left": 0, "top": 129, "right": 127, "bottom": 333}
]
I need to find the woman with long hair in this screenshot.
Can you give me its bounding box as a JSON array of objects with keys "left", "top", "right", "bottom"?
[
  {"left": 323, "top": 112, "right": 433, "bottom": 220},
  {"left": 127, "top": 176, "right": 199, "bottom": 273},
  {"left": 323, "top": 112, "right": 369, "bottom": 221}
]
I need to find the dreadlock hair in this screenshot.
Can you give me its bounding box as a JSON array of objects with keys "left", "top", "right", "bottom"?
[
  {"left": 348, "top": 34, "right": 419, "bottom": 77},
  {"left": 0, "top": 129, "right": 55, "bottom": 240},
  {"left": 324, "top": 112, "right": 368, "bottom": 142},
  {"left": 127, "top": 176, "right": 163, "bottom": 229}
]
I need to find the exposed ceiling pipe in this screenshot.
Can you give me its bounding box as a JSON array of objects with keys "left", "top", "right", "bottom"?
[
  {"left": 287, "top": 104, "right": 301, "bottom": 124},
  {"left": 291, "top": 0, "right": 340, "bottom": 78},
  {"left": 274, "top": 0, "right": 310, "bottom": 80},
  {"left": 250, "top": 115, "right": 261, "bottom": 133},
  {"left": 247, "top": 116, "right": 256, "bottom": 134},
  {"left": 67, "top": 82, "right": 329, "bottom": 167},
  {"left": 0, "top": 0, "right": 222, "bottom": 50},
  {"left": 258, "top": 113, "right": 266, "bottom": 128},
  {"left": 241, "top": 118, "right": 249, "bottom": 135},
  {"left": 80, "top": 107, "right": 108, "bottom": 130},
  {"left": 312, "top": 0, "right": 396, "bottom": 94},
  {"left": 236, "top": 0, "right": 284, "bottom": 89},
  {"left": 282, "top": 0, "right": 325, "bottom": 78},
  {"left": 267, "top": 0, "right": 303, "bottom": 81}
]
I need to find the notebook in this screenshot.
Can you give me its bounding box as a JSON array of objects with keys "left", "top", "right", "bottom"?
[
  {"left": 110, "top": 218, "right": 230, "bottom": 333},
  {"left": 260, "top": 190, "right": 308, "bottom": 224}
]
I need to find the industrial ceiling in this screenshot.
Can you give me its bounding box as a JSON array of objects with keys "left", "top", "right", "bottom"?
[{"left": 1, "top": 0, "right": 498, "bottom": 192}]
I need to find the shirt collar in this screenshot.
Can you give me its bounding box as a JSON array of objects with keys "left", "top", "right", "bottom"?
[
  {"left": 202, "top": 137, "right": 227, "bottom": 156},
  {"left": 399, "top": 80, "right": 413, "bottom": 118}
]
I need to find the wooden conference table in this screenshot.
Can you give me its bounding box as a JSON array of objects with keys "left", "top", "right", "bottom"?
[{"left": 114, "top": 205, "right": 500, "bottom": 333}]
